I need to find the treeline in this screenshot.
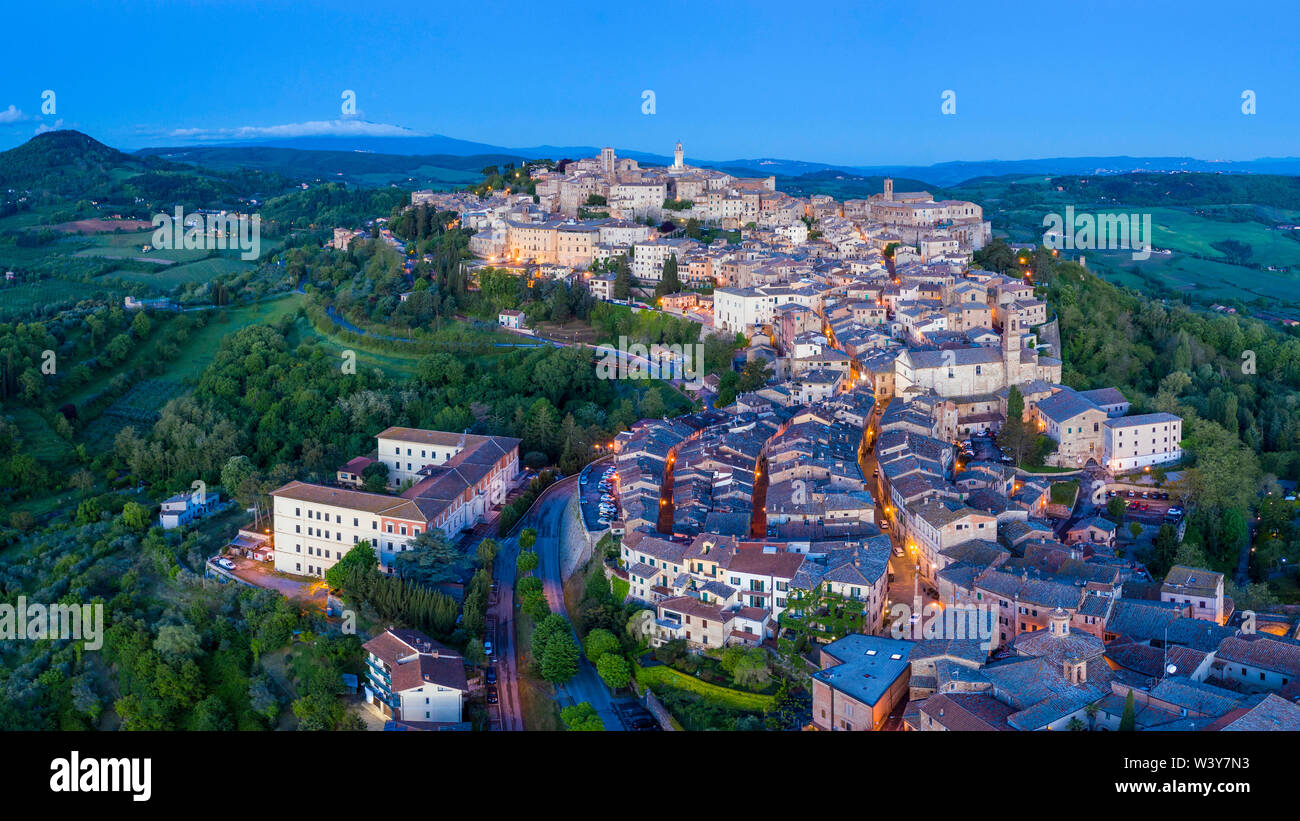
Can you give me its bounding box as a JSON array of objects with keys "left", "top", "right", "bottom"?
[
  {"left": 260, "top": 182, "right": 410, "bottom": 231},
  {"left": 1033, "top": 245, "right": 1300, "bottom": 579},
  {"left": 331, "top": 544, "right": 461, "bottom": 639},
  {"left": 500, "top": 470, "right": 558, "bottom": 533},
  {"left": 1050, "top": 172, "right": 1300, "bottom": 209}
]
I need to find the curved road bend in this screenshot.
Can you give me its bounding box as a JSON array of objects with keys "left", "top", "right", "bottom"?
[{"left": 494, "top": 473, "right": 624, "bottom": 730}]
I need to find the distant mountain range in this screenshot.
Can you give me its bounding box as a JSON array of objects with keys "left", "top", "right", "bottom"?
[{"left": 131, "top": 125, "right": 1300, "bottom": 187}]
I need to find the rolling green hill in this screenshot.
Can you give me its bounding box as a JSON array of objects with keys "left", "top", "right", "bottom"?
[
  {"left": 0, "top": 130, "right": 160, "bottom": 197},
  {"left": 134, "top": 144, "right": 514, "bottom": 188}
]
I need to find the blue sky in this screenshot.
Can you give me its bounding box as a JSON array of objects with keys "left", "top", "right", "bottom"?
[{"left": 2, "top": 0, "right": 1297, "bottom": 165}]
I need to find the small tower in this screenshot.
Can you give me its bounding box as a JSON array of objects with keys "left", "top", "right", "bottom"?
[
  {"left": 1048, "top": 607, "right": 1070, "bottom": 636},
  {"left": 673, "top": 141, "right": 684, "bottom": 170},
  {"left": 1002, "top": 310, "right": 1021, "bottom": 384},
  {"left": 883, "top": 177, "right": 894, "bottom": 201},
  {"left": 600, "top": 147, "right": 615, "bottom": 176}
]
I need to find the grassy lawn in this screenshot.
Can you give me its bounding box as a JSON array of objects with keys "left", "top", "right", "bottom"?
[
  {"left": 633, "top": 662, "right": 776, "bottom": 712},
  {"left": 0, "top": 277, "right": 129, "bottom": 320},
  {"left": 1018, "top": 464, "right": 1077, "bottom": 474},
  {"left": 105, "top": 255, "right": 254, "bottom": 288},
  {"left": 1049, "top": 480, "right": 1081, "bottom": 506},
  {"left": 8, "top": 406, "right": 70, "bottom": 461},
  {"left": 167, "top": 293, "right": 306, "bottom": 382},
  {"left": 518, "top": 676, "right": 561, "bottom": 731},
  {"left": 289, "top": 316, "right": 424, "bottom": 378},
  {"left": 514, "top": 605, "right": 562, "bottom": 731}
]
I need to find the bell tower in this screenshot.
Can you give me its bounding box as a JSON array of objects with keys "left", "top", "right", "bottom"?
[
  {"left": 1002, "top": 309, "right": 1022, "bottom": 384},
  {"left": 673, "top": 141, "right": 684, "bottom": 170}
]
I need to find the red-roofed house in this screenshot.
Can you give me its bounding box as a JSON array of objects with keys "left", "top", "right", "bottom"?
[{"left": 363, "top": 628, "right": 469, "bottom": 725}]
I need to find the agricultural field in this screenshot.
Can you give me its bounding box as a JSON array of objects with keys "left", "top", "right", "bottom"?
[
  {"left": 165, "top": 292, "right": 308, "bottom": 382},
  {"left": 104, "top": 255, "right": 255, "bottom": 288},
  {"left": 0, "top": 243, "right": 65, "bottom": 269},
  {"left": 1093, "top": 249, "right": 1300, "bottom": 306},
  {"left": 78, "top": 379, "right": 186, "bottom": 450},
  {"left": 973, "top": 181, "right": 1300, "bottom": 309},
  {"left": 0, "top": 277, "right": 128, "bottom": 321},
  {"left": 9, "top": 405, "right": 70, "bottom": 463}
]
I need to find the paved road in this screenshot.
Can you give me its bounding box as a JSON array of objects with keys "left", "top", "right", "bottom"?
[
  {"left": 490, "top": 533, "right": 525, "bottom": 732},
  {"left": 861, "top": 406, "right": 921, "bottom": 615},
  {"left": 529, "top": 476, "right": 626, "bottom": 730}
]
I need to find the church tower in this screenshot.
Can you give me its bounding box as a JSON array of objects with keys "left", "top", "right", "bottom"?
[
  {"left": 883, "top": 177, "right": 894, "bottom": 201},
  {"left": 1002, "top": 310, "right": 1022, "bottom": 385},
  {"left": 673, "top": 141, "right": 684, "bottom": 170}
]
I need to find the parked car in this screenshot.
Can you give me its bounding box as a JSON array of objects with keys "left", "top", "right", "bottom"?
[
  {"left": 893, "top": 546, "right": 904, "bottom": 557},
  {"left": 880, "top": 520, "right": 890, "bottom": 530},
  {"left": 485, "top": 667, "right": 497, "bottom": 684},
  {"left": 214, "top": 557, "right": 236, "bottom": 570},
  {"left": 483, "top": 641, "right": 494, "bottom": 656},
  {"left": 486, "top": 686, "right": 499, "bottom": 704}
]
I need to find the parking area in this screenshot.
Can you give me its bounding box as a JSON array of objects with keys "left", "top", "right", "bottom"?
[
  {"left": 219, "top": 554, "right": 329, "bottom": 609},
  {"left": 1105, "top": 486, "right": 1183, "bottom": 524},
  {"left": 961, "top": 431, "right": 1014, "bottom": 466},
  {"left": 611, "top": 697, "right": 662, "bottom": 731},
  {"left": 579, "top": 459, "right": 618, "bottom": 531}
]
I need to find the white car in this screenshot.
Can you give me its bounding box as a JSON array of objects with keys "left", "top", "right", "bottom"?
[
  {"left": 214, "top": 558, "right": 236, "bottom": 570},
  {"left": 483, "top": 641, "right": 494, "bottom": 656}
]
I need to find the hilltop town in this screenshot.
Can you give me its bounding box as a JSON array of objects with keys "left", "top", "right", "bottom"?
[{"left": 294, "top": 143, "right": 1300, "bottom": 732}]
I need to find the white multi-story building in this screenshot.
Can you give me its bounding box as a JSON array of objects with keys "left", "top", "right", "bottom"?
[
  {"left": 363, "top": 628, "right": 467, "bottom": 727},
  {"left": 631, "top": 238, "right": 696, "bottom": 283},
  {"left": 1102, "top": 413, "right": 1182, "bottom": 471},
  {"left": 270, "top": 428, "right": 519, "bottom": 577}
]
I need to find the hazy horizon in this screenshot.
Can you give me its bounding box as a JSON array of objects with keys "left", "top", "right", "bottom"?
[{"left": 2, "top": 0, "right": 1297, "bottom": 165}]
